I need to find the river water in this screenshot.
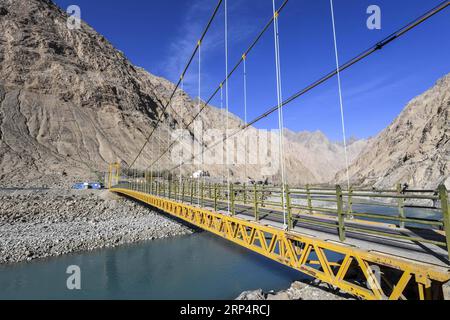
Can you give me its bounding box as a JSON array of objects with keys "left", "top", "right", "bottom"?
[{"left": 0, "top": 231, "right": 305, "bottom": 300}]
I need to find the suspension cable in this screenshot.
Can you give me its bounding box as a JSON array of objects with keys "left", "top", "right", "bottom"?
[
  {"left": 243, "top": 55, "right": 248, "bottom": 181},
  {"left": 168, "top": 0, "right": 449, "bottom": 173},
  {"left": 220, "top": 84, "right": 224, "bottom": 183},
  {"left": 127, "top": 0, "right": 224, "bottom": 170},
  {"left": 330, "top": 0, "right": 350, "bottom": 190},
  {"left": 145, "top": 0, "right": 290, "bottom": 171},
  {"left": 244, "top": 0, "right": 450, "bottom": 130},
  {"left": 225, "top": 0, "right": 231, "bottom": 213}
]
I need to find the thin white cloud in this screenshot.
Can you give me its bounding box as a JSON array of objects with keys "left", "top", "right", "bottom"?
[{"left": 157, "top": 0, "right": 260, "bottom": 95}]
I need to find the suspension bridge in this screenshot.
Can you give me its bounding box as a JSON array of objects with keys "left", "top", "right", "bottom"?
[{"left": 107, "top": 0, "right": 450, "bottom": 300}]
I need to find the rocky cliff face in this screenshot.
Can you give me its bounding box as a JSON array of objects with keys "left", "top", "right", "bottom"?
[
  {"left": 336, "top": 74, "right": 450, "bottom": 189},
  {"left": 0, "top": 0, "right": 168, "bottom": 186},
  {"left": 0, "top": 0, "right": 211, "bottom": 186},
  {"left": 0, "top": 0, "right": 366, "bottom": 187},
  {"left": 284, "top": 130, "right": 368, "bottom": 185}
]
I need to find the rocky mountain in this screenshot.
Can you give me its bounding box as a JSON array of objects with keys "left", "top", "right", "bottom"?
[
  {"left": 0, "top": 0, "right": 367, "bottom": 187},
  {"left": 284, "top": 130, "right": 368, "bottom": 185},
  {"left": 336, "top": 73, "right": 450, "bottom": 189}
]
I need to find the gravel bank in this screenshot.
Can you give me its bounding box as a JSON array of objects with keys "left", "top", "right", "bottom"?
[
  {"left": 236, "top": 280, "right": 355, "bottom": 300},
  {"left": 0, "top": 189, "right": 192, "bottom": 264}
]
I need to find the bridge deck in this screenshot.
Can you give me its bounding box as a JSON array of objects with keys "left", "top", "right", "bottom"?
[
  {"left": 112, "top": 187, "right": 450, "bottom": 300},
  {"left": 183, "top": 196, "right": 449, "bottom": 269}
]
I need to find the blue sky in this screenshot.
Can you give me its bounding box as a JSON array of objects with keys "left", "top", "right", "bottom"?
[{"left": 53, "top": 0, "right": 450, "bottom": 141}]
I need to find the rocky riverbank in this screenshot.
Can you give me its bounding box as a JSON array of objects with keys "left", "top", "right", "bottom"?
[
  {"left": 0, "top": 189, "right": 192, "bottom": 264},
  {"left": 236, "top": 280, "right": 355, "bottom": 300}
]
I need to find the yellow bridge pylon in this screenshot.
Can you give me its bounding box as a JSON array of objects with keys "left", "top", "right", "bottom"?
[{"left": 107, "top": 162, "right": 120, "bottom": 189}]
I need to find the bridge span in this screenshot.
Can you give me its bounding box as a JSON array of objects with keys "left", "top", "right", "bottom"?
[{"left": 108, "top": 164, "right": 450, "bottom": 300}]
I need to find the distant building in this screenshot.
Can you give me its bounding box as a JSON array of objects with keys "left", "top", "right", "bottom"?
[{"left": 192, "top": 170, "right": 210, "bottom": 179}]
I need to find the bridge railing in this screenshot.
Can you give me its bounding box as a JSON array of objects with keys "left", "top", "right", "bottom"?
[{"left": 112, "top": 179, "right": 450, "bottom": 261}]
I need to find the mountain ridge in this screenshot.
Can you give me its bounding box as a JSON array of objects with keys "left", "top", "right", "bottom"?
[{"left": 336, "top": 73, "right": 450, "bottom": 189}]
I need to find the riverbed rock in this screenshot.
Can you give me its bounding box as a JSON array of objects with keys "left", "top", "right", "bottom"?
[
  {"left": 0, "top": 189, "right": 192, "bottom": 264},
  {"left": 236, "top": 281, "right": 355, "bottom": 300},
  {"left": 235, "top": 289, "right": 265, "bottom": 300}
]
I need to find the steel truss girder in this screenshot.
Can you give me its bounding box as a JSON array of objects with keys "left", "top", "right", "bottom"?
[{"left": 112, "top": 188, "right": 450, "bottom": 300}]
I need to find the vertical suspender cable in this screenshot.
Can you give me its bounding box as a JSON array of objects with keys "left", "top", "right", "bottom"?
[
  {"left": 128, "top": 0, "right": 224, "bottom": 171},
  {"left": 220, "top": 84, "right": 224, "bottom": 185},
  {"left": 330, "top": 0, "right": 351, "bottom": 191},
  {"left": 272, "top": 0, "right": 287, "bottom": 229},
  {"left": 150, "top": 126, "right": 154, "bottom": 192},
  {"left": 157, "top": 126, "right": 160, "bottom": 187},
  {"left": 144, "top": 0, "right": 291, "bottom": 174},
  {"left": 243, "top": 56, "right": 248, "bottom": 182},
  {"left": 197, "top": 43, "right": 202, "bottom": 205},
  {"left": 167, "top": 109, "right": 171, "bottom": 183},
  {"left": 179, "top": 78, "right": 184, "bottom": 201},
  {"left": 243, "top": 58, "right": 248, "bottom": 128},
  {"left": 225, "top": 0, "right": 231, "bottom": 214}
]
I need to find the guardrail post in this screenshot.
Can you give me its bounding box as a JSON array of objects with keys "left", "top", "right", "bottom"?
[
  {"left": 150, "top": 171, "right": 153, "bottom": 194},
  {"left": 144, "top": 171, "right": 147, "bottom": 193},
  {"left": 243, "top": 184, "right": 247, "bottom": 205},
  {"left": 208, "top": 182, "right": 212, "bottom": 199},
  {"left": 336, "top": 185, "right": 346, "bottom": 242},
  {"left": 190, "top": 181, "right": 194, "bottom": 204},
  {"left": 214, "top": 184, "right": 218, "bottom": 211},
  {"left": 201, "top": 181, "right": 204, "bottom": 207},
  {"left": 438, "top": 185, "right": 450, "bottom": 261},
  {"left": 174, "top": 182, "right": 177, "bottom": 200},
  {"left": 182, "top": 181, "right": 185, "bottom": 202},
  {"left": 230, "top": 184, "right": 235, "bottom": 215},
  {"left": 286, "top": 184, "right": 293, "bottom": 230},
  {"left": 261, "top": 185, "right": 265, "bottom": 207},
  {"left": 397, "top": 183, "right": 406, "bottom": 228},
  {"left": 168, "top": 181, "right": 172, "bottom": 199},
  {"left": 306, "top": 184, "right": 313, "bottom": 215},
  {"left": 254, "top": 184, "right": 259, "bottom": 221},
  {"left": 347, "top": 186, "right": 354, "bottom": 219},
  {"left": 196, "top": 181, "right": 199, "bottom": 204}
]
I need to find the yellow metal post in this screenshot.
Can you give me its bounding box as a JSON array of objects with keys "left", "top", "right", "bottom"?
[
  {"left": 397, "top": 183, "right": 406, "bottom": 228},
  {"left": 254, "top": 184, "right": 259, "bottom": 221},
  {"left": 336, "top": 185, "right": 346, "bottom": 242},
  {"left": 439, "top": 185, "right": 450, "bottom": 261},
  {"left": 230, "top": 184, "right": 235, "bottom": 216},
  {"left": 214, "top": 184, "right": 218, "bottom": 211},
  {"left": 286, "top": 184, "right": 293, "bottom": 230},
  {"left": 306, "top": 184, "right": 313, "bottom": 214}
]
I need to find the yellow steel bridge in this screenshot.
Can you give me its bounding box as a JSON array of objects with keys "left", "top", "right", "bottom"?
[{"left": 108, "top": 164, "right": 450, "bottom": 300}]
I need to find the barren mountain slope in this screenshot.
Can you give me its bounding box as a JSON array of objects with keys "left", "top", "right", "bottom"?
[
  {"left": 284, "top": 130, "right": 368, "bottom": 184},
  {"left": 336, "top": 73, "right": 450, "bottom": 189}
]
